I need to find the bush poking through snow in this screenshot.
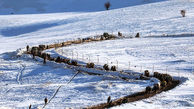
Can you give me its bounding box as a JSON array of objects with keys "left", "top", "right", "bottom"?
[
  {"left": 86, "top": 62, "right": 95, "bottom": 68},
  {"left": 144, "top": 70, "right": 149, "bottom": 77},
  {"left": 111, "top": 65, "right": 117, "bottom": 71},
  {"left": 105, "top": 2, "right": 111, "bottom": 10},
  {"left": 180, "top": 10, "right": 186, "bottom": 17},
  {"left": 71, "top": 60, "right": 78, "bottom": 66},
  {"left": 145, "top": 86, "right": 152, "bottom": 93},
  {"left": 103, "top": 64, "right": 109, "bottom": 71}
]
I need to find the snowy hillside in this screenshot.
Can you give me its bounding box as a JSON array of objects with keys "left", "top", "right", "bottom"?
[
  {"left": 0, "top": 0, "right": 164, "bottom": 14},
  {"left": 0, "top": 0, "right": 194, "bottom": 109}
]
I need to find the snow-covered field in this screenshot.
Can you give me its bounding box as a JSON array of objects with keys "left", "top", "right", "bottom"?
[{"left": 0, "top": 0, "right": 194, "bottom": 108}]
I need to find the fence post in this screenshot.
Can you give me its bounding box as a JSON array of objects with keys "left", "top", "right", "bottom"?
[
  {"left": 97, "top": 55, "right": 99, "bottom": 65},
  {"left": 72, "top": 51, "right": 74, "bottom": 59},
  {"left": 76, "top": 52, "right": 78, "bottom": 60},
  {"left": 106, "top": 57, "right": 109, "bottom": 65},
  {"left": 116, "top": 60, "right": 118, "bottom": 70},
  {"left": 140, "top": 66, "right": 142, "bottom": 73},
  {"left": 88, "top": 55, "right": 90, "bottom": 63},
  {"left": 152, "top": 65, "right": 154, "bottom": 74}
]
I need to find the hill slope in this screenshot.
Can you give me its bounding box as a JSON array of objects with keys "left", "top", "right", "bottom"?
[{"left": 0, "top": 0, "right": 165, "bottom": 14}]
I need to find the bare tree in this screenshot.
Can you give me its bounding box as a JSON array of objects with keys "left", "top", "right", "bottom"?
[{"left": 105, "top": 2, "right": 111, "bottom": 10}]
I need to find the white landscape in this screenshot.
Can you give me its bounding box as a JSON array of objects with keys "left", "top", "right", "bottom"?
[{"left": 0, "top": 0, "right": 194, "bottom": 109}]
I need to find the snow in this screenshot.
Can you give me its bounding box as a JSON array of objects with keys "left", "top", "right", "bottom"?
[{"left": 0, "top": 0, "right": 194, "bottom": 108}]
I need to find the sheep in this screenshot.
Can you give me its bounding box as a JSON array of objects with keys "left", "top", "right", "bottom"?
[
  {"left": 180, "top": 10, "right": 186, "bottom": 17},
  {"left": 31, "top": 47, "right": 39, "bottom": 59},
  {"left": 107, "top": 96, "right": 111, "bottom": 104},
  {"left": 144, "top": 70, "right": 150, "bottom": 77},
  {"left": 44, "top": 97, "right": 48, "bottom": 105},
  {"left": 39, "top": 45, "right": 46, "bottom": 50},
  {"left": 71, "top": 60, "right": 78, "bottom": 66},
  {"left": 111, "top": 65, "right": 117, "bottom": 71},
  {"left": 118, "top": 32, "right": 122, "bottom": 37},
  {"left": 145, "top": 86, "right": 152, "bottom": 93},
  {"left": 161, "top": 81, "right": 167, "bottom": 87},
  {"left": 154, "top": 72, "right": 159, "bottom": 78},
  {"left": 55, "top": 56, "right": 61, "bottom": 63},
  {"left": 152, "top": 83, "right": 160, "bottom": 92},
  {"left": 103, "top": 64, "right": 109, "bottom": 71},
  {"left": 86, "top": 63, "right": 95, "bottom": 68}
]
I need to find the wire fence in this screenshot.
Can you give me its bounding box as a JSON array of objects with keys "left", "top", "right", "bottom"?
[{"left": 55, "top": 49, "right": 194, "bottom": 78}]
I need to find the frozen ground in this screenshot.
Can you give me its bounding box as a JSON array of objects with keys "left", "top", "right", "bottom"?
[{"left": 0, "top": 0, "right": 194, "bottom": 108}]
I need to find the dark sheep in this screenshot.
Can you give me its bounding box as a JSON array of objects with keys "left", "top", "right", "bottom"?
[
  {"left": 154, "top": 72, "right": 159, "bottom": 78},
  {"left": 145, "top": 86, "right": 152, "bottom": 93},
  {"left": 44, "top": 98, "right": 48, "bottom": 105},
  {"left": 144, "top": 70, "right": 149, "bottom": 77},
  {"left": 55, "top": 56, "right": 61, "bottom": 63},
  {"left": 103, "top": 64, "right": 109, "bottom": 71},
  {"left": 71, "top": 60, "right": 78, "bottom": 66},
  {"left": 111, "top": 66, "right": 116, "bottom": 71},
  {"left": 118, "top": 32, "right": 122, "bottom": 37},
  {"left": 152, "top": 83, "right": 160, "bottom": 92},
  {"left": 161, "top": 81, "right": 167, "bottom": 87},
  {"left": 86, "top": 63, "right": 95, "bottom": 68}
]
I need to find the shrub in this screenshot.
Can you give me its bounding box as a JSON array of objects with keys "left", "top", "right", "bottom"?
[
  {"left": 71, "top": 60, "right": 78, "bottom": 66},
  {"left": 103, "top": 64, "right": 109, "bottom": 71},
  {"left": 104, "top": 2, "right": 111, "bottom": 10},
  {"left": 86, "top": 62, "right": 95, "bottom": 68},
  {"left": 145, "top": 86, "right": 152, "bottom": 93},
  {"left": 144, "top": 70, "right": 149, "bottom": 77},
  {"left": 180, "top": 10, "right": 186, "bottom": 17},
  {"left": 111, "top": 65, "right": 116, "bottom": 71}
]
